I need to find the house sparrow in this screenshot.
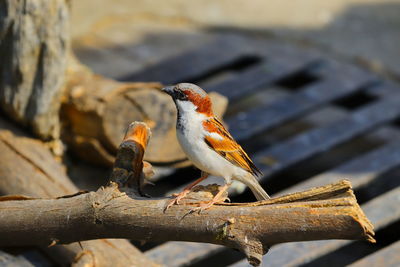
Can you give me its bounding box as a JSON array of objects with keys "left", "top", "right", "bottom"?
[{"left": 162, "top": 83, "right": 270, "bottom": 211}]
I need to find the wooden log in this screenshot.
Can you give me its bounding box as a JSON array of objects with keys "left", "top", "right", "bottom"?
[
  {"left": 63, "top": 61, "right": 228, "bottom": 166},
  {"left": 0, "top": 0, "right": 69, "bottom": 139},
  {"left": 0, "top": 118, "right": 157, "bottom": 267},
  {"left": 0, "top": 122, "right": 375, "bottom": 267}
]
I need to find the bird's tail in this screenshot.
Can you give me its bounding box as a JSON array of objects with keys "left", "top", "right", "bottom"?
[{"left": 243, "top": 175, "right": 270, "bottom": 200}]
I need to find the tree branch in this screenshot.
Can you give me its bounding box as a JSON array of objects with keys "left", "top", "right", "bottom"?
[
  {"left": 0, "top": 118, "right": 157, "bottom": 267},
  {"left": 0, "top": 122, "right": 375, "bottom": 267},
  {"left": 0, "top": 180, "right": 374, "bottom": 266}
]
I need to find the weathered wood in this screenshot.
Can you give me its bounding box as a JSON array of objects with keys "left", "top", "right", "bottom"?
[
  {"left": 253, "top": 92, "right": 400, "bottom": 182},
  {"left": 120, "top": 36, "right": 253, "bottom": 84},
  {"left": 0, "top": 0, "right": 69, "bottom": 139},
  {"left": 279, "top": 140, "right": 400, "bottom": 195},
  {"left": 0, "top": 251, "right": 34, "bottom": 267},
  {"left": 0, "top": 118, "right": 157, "bottom": 267},
  {"left": 348, "top": 240, "right": 400, "bottom": 267},
  {"left": 206, "top": 56, "right": 318, "bottom": 102},
  {"left": 145, "top": 242, "right": 224, "bottom": 267},
  {"left": 227, "top": 61, "right": 377, "bottom": 141},
  {"left": 63, "top": 62, "right": 227, "bottom": 166},
  {"left": 0, "top": 120, "right": 76, "bottom": 197},
  {"left": 121, "top": 37, "right": 319, "bottom": 104},
  {"left": 0, "top": 180, "right": 374, "bottom": 267},
  {"left": 110, "top": 121, "right": 153, "bottom": 195}
]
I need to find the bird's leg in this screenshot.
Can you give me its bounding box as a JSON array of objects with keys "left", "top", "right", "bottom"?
[
  {"left": 191, "top": 182, "right": 231, "bottom": 213},
  {"left": 165, "top": 172, "right": 209, "bottom": 211}
]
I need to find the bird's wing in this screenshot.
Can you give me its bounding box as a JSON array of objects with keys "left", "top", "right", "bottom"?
[{"left": 203, "top": 118, "right": 262, "bottom": 177}]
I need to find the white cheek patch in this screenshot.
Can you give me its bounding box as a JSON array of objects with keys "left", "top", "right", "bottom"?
[{"left": 176, "top": 100, "right": 197, "bottom": 113}]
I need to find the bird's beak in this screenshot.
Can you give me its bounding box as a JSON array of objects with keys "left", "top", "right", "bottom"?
[{"left": 161, "top": 86, "right": 174, "bottom": 96}]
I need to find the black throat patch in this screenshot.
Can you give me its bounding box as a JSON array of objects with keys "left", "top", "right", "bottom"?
[{"left": 176, "top": 108, "right": 185, "bottom": 131}]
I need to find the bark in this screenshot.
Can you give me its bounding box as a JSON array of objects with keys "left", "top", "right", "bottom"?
[
  {"left": 0, "top": 0, "right": 69, "bottom": 139},
  {"left": 62, "top": 59, "right": 228, "bottom": 167},
  {"left": 0, "top": 122, "right": 375, "bottom": 267},
  {"left": 0, "top": 118, "right": 157, "bottom": 267},
  {"left": 0, "top": 180, "right": 375, "bottom": 267}
]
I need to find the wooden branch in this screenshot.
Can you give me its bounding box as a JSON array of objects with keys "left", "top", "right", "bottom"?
[
  {"left": 0, "top": 118, "right": 158, "bottom": 267},
  {"left": 110, "top": 121, "right": 153, "bottom": 194},
  {"left": 0, "top": 121, "right": 375, "bottom": 267},
  {"left": 0, "top": 180, "right": 374, "bottom": 266}
]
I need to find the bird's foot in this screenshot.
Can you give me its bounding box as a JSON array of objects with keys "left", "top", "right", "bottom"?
[
  {"left": 189, "top": 195, "right": 228, "bottom": 214},
  {"left": 164, "top": 189, "right": 190, "bottom": 212}
]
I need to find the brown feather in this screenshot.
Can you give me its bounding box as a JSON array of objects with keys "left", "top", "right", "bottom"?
[
  {"left": 203, "top": 118, "right": 262, "bottom": 177},
  {"left": 183, "top": 90, "right": 213, "bottom": 116}
]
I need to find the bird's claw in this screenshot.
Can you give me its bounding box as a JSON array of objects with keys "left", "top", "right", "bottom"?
[
  {"left": 189, "top": 203, "right": 213, "bottom": 214},
  {"left": 189, "top": 197, "right": 226, "bottom": 214},
  {"left": 164, "top": 190, "right": 190, "bottom": 212}
]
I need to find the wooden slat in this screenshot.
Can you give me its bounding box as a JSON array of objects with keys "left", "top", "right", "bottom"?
[
  {"left": 145, "top": 242, "right": 223, "bottom": 266},
  {"left": 348, "top": 240, "right": 400, "bottom": 267},
  {"left": 121, "top": 37, "right": 255, "bottom": 84},
  {"left": 227, "top": 62, "right": 377, "bottom": 141},
  {"left": 122, "top": 37, "right": 320, "bottom": 96},
  {"left": 278, "top": 140, "right": 400, "bottom": 195},
  {"left": 205, "top": 56, "right": 319, "bottom": 102},
  {"left": 230, "top": 186, "right": 400, "bottom": 267},
  {"left": 253, "top": 92, "right": 400, "bottom": 181},
  {"left": 0, "top": 251, "right": 34, "bottom": 267}
]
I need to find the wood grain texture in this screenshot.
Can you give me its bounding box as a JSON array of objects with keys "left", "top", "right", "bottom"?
[
  {"left": 0, "top": 118, "right": 157, "bottom": 267},
  {"left": 0, "top": 0, "right": 69, "bottom": 139},
  {"left": 0, "top": 180, "right": 374, "bottom": 267}
]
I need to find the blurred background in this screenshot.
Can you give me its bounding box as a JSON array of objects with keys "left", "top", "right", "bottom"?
[
  {"left": 1, "top": 0, "right": 400, "bottom": 266},
  {"left": 71, "top": 0, "right": 400, "bottom": 79}
]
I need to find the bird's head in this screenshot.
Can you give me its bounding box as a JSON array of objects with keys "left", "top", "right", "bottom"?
[{"left": 162, "top": 83, "right": 213, "bottom": 117}]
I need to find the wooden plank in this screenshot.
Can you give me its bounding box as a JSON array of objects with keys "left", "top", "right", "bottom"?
[
  {"left": 0, "top": 251, "right": 34, "bottom": 267},
  {"left": 253, "top": 92, "right": 400, "bottom": 181},
  {"left": 229, "top": 186, "right": 400, "bottom": 267},
  {"left": 205, "top": 55, "right": 319, "bottom": 102},
  {"left": 121, "top": 37, "right": 320, "bottom": 96},
  {"left": 278, "top": 140, "right": 400, "bottom": 195},
  {"left": 227, "top": 62, "right": 377, "bottom": 141},
  {"left": 348, "top": 240, "right": 400, "bottom": 267},
  {"left": 145, "top": 242, "right": 224, "bottom": 266},
  {"left": 121, "top": 37, "right": 255, "bottom": 84}
]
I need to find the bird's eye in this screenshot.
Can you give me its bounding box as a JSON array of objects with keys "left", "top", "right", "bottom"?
[{"left": 175, "top": 90, "right": 188, "bottom": 101}]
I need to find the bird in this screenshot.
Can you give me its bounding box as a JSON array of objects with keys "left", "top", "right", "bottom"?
[{"left": 162, "top": 83, "right": 270, "bottom": 211}]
